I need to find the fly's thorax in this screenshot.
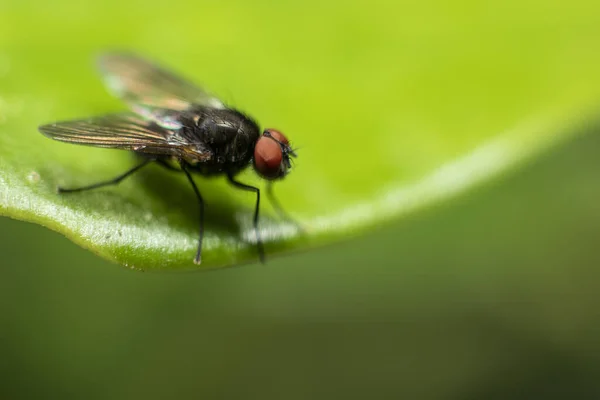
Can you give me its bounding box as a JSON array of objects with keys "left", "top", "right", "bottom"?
[
  {"left": 178, "top": 107, "right": 260, "bottom": 173},
  {"left": 197, "top": 109, "right": 259, "bottom": 160}
]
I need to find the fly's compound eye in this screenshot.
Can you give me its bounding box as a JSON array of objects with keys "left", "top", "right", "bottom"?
[
  {"left": 254, "top": 128, "right": 296, "bottom": 180},
  {"left": 253, "top": 136, "right": 283, "bottom": 180},
  {"left": 263, "top": 128, "right": 289, "bottom": 146},
  {"left": 265, "top": 128, "right": 297, "bottom": 159}
]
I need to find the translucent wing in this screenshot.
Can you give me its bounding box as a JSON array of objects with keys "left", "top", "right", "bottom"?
[
  {"left": 38, "top": 113, "right": 210, "bottom": 161},
  {"left": 97, "top": 52, "right": 225, "bottom": 114}
]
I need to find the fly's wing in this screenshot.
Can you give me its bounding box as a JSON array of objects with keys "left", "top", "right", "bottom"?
[
  {"left": 97, "top": 52, "right": 225, "bottom": 117},
  {"left": 38, "top": 113, "right": 210, "bottom": 161}
]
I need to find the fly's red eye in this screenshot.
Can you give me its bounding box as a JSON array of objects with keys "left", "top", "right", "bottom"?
[
  {"left": 265, "top": 128, "right": 289, "bottom": 145},
  {"left": 254, "top": 136, "right": 283, "bottom": 179}
]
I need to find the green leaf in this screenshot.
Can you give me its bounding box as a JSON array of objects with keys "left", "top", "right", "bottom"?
[{"left": 1, "top": 1, "right": 600, "bottom": 270}]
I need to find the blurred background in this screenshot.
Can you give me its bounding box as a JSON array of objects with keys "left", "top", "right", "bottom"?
[
  {"left": 2, "top": 0, "right": 600, "bottom": 398},
  {"left": 2, "top": 128, "right": 600, "bottom": 398}
]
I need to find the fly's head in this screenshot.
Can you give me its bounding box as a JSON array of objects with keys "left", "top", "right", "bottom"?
[{"left": 253, "top": 129, "right": 297, "bottom": 180}]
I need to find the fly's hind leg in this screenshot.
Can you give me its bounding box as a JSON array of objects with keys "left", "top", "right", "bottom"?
[
  {"left": 58, "top": 158, "right": 154, "bottom": 193},
  {"left": 155, "top": 158, "right": 182, "bottom": 172},
  {"left": 180, "top": 162, "right": 205, "bottom": 265}
]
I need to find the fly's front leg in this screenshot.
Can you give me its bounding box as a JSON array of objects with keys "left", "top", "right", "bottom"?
[{"left": 266, "top": 182, "right": 304, "bottom": 233}]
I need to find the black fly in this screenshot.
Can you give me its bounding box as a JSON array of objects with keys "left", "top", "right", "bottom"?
[{"left": 39, "top": 52, "right": 297, "bottom": 264}]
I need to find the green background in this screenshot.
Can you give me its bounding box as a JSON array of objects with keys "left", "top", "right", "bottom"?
[{"left": 2, "top": 0, "right": 600, "bottom": 398}]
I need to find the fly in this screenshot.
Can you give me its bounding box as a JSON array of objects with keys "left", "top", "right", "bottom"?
[{"left": 38, "top": 52, "right": 297, "bottom": 265}]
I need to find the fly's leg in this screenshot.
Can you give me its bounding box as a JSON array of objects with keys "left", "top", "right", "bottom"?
[
  {"left": 227, "top": 173, "right": 264, "bottom": 263},
  {"left": 155, "top": 158, "right": 182, "bottom": 172},
  {"left": 180, "top": 163, "right": 205, "bottom": 265},
  {"left": 58, "top": 159, "right": 154, "bottom": 193},
  {"left": 266, "top": 182, "right": 305, "bottom": 233}
]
